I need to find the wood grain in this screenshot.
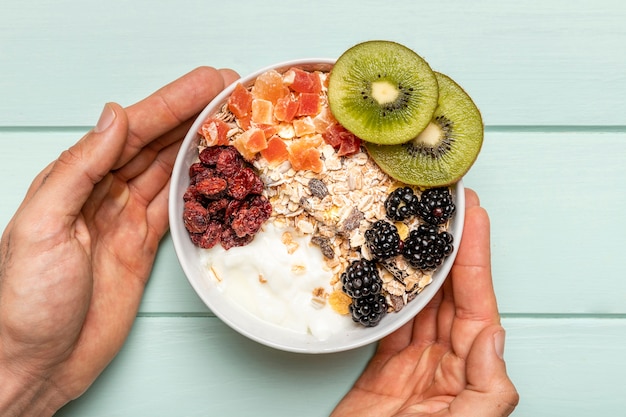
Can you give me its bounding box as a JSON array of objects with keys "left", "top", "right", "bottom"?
[
  {"left": 51, "top": 317, "right": 626, "bottom": 417},
  {"left": 2, "top": 0, "right": 626, "bottom": 126},
  {"left": 2, "top": 0, "right": 626, "bottom": 414}
]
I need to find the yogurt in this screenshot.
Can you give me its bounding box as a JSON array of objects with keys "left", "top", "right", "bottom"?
[{"left": 200, "top": 222, "right": 353, "bottom": 340}]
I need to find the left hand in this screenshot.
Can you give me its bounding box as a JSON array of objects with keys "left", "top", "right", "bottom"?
[{"left": 0, "top": 66, "right": 238, "bottom": 416}]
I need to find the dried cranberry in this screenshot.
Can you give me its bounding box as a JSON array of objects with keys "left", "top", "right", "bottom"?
[
  {"left": 183, "top": 185, "right": 202, "bottom": 203},
  {"left": 231, "top": 205, "right": 271, "bottom": 237},
  {"left": 227, "top": 167, "right": 258, "bottom": 200},
  {"left": 190, "top": 221, "right": 223, "bottom": 249},
  {"left": 249, "top": 174, "right": 265, "bottom": 195},
  {"left": 196, "top": 177, "right": 228, "bottom": 198},
  {"left": 192, "top": 166, "right": 218, "bottom": 185},
  {"left": 198, "top": 145, "right": 226, "bottom": 166},
  {"left": 220, "top": 226, "right": 254, "bottom": 250},
  {"left": 183, "top": 201, "right": 209, "bottom": 234},
  {"left": 247, "top": 195, "right": 272, "bottom": 218},
  {"left": 189, "top": 162, "right": 206, "bottom": 181},
  {"left": 216, "top": 146, "right": 244, "bottom": 177},
  {"left": 224, "top": 199, "right": 245, "bottom": 224},
  {"left": 206, "top": 198, "right": 229, "bottom": 218},
  {"left": 184, "top": 145, "right": 271, "bottom": 250}
]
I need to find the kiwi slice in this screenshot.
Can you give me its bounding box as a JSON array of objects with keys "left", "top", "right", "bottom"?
[
  {"left": 327, "top": 40, "right": 439, "bottom": 145},
  {"left": 365, "top": 72, "right": 483, "bottom": 187}
]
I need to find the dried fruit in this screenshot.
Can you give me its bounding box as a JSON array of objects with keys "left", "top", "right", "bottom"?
[
  {"left": 308, "top": 178, "right": 328, "bottom": 198},
  {"left": 329, "top": 290, "right": 352, "bottom": 315},
  {"left": 183, "top": 145, "right": 271, "bottom": 250},
  {"left": 183, "top": 201, "right": 209, "bottom": 234}
]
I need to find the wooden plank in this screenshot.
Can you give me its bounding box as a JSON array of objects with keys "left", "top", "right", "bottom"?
[
  {"left": 1, "top": 129, "right": 625, "bottom": 314},
  {"left": 52, "top": 316, "right": 626, "bottom": 416},
  {"left": 1, "top": 0, "right": 625, "bottom": 126},
  {"left": 504, "top": 317, "right": 626, "bottom": 415},
  {"left": 465, "top": 129, "right": 626, "bottom": 314}
]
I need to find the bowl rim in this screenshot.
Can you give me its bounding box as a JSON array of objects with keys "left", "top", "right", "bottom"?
[{"left": 168, "top": 58, "right": 465, "bottom": 353}]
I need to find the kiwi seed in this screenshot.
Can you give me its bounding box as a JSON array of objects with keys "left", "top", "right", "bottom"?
[
  {"left": 365, "top": 72, "right": 484, "bottom": 187},
  {"left": 327, "top": 40, "right": 439, "bottom": 145}
]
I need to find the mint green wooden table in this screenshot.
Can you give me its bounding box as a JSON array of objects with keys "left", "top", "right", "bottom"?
[{"left": 2, "top": 1, "right": 626, "bottom": 415}]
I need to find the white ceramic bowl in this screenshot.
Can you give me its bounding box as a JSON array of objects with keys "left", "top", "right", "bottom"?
[{"left": 169, "top": 59, "right": 465, "bottom": 353}]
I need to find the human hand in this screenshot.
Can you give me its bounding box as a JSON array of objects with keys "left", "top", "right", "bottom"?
[
  {"left": 331, "top": 189, "right": 519, "bottom": 417},
  {"left": 0, "top": 67, "right": 239, "bottom": 416}
]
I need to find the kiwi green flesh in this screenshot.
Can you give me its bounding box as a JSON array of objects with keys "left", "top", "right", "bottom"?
[
  {"left": 328, "top": 40, "right": 439, "bottom": 145},
  {"left": 365, "top": 72, "right": 483, "bottom": 187}
]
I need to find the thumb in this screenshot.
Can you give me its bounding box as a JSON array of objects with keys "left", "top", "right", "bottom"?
[
  {"left": 33, "top": 103, "right": 129, "bottom": 218},
  {"left": 451, "top": 325, "right": 519, "bottom": 416}
]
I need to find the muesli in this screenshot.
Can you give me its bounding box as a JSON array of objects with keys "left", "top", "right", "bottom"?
[{"left": 182, "top": 64, "right": 456, "bottom": 333}]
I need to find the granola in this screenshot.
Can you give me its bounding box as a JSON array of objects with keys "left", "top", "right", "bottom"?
[{"left": 192, "top": 66, "right": 452, "bottom": 318}]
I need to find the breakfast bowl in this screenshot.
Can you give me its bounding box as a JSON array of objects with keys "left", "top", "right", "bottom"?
[{"left": 169, "top": 50, "right": 470, "bottom": 354}]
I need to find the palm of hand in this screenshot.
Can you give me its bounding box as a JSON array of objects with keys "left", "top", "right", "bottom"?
[{"left": 332, "top": 295, "right": 484, "bottom": 416}]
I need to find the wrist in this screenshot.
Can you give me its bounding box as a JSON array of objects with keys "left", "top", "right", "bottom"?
[{"left": 0, "top": 364, "right": 65, "bottom": 417}]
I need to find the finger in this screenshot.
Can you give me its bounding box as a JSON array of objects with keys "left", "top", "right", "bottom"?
[
  {"left": 435, "top": 187, "right": 481, "bottom": 346},
  {"left": 464, "top": 187, "right": 479, "bottom": 208},
  {"left": 145, "top": 176, "right": 173, "bottom": 244},
  {"left": 114, "top": 67, "right": 229, "bottom": 170},
  {"left": 449, "top": 325, "right": 519, "bottom": 416},
  {"left": 28, "top": 103, "right": 129, "bottom": 219},
  {"left": 436, "top": 278, "right": 456, "bottom": 346},
  {"left": 114, "top": 120, "right": 191, "bottom": 182},
  {"left": 410, "top": 287, "right": 443, "bottom": 348},
  {"left": 128, "top": 140, "right": 179, "bottom": 209},
  {"left": 451, "top": 204, "right": 499, "bottom": 322},
  {"left": 115, "top": 68, "right": 240, "bottom": 182},
  {"left": 219, "top": 68, "right": 241, "bottom": 86},
  {"left": 449, "top": 202, "right": 501, "bottom": 360}
]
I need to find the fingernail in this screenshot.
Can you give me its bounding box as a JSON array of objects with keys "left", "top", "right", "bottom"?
[
  {"left": 494, "top": 329, "right": 506, "bottom": 360},
  {"left": 95, "top": 103, "right": 116, "bottom": 132}
]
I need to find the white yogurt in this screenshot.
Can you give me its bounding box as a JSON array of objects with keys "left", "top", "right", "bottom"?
[{"left": 200, "top": 223, "right": 352, "bottom": 340}]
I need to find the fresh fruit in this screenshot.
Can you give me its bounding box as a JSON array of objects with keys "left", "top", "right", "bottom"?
[
  {"left": 364, "top": 220, "right": 403, "bottom": 260},
  {"left": 341, "top": 259, "right": 383, "bottom": 299},
  {"left": 416, "top": 187, "right": 456, "bottom": 225},
  {"left": 327, "top": 40, "right": 439, "bottom": 145},
  {"left": 365, "top": 72, "right": 484, "bottom": 187},
  {"left": 384, "top": 186, "right": 418, "bottom": 221},
  {"left": 402, "top": 224, "right": 454, "bottom": 270},
  {"left": 350, "top": 294, "right": 388, "bottom": 327}
]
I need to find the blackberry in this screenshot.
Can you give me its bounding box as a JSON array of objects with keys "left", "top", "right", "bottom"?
[
  {"left": 402, "top": 224, "right": 454, "bottom": 270},
  {"left": 341, "top": 259, "right": 383, "bottom": 299},
  {"left": 384, "top": 187, "right": 418, "bottom": 221},
  {"left": 350, "top": 293, "right": 388, "bottom": 327},
  {"left": 416, "top": 187, "right": 455, "bottom": 225},
  {"left": 364, "top": 220, "right": 403, "bottom": 260}
]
